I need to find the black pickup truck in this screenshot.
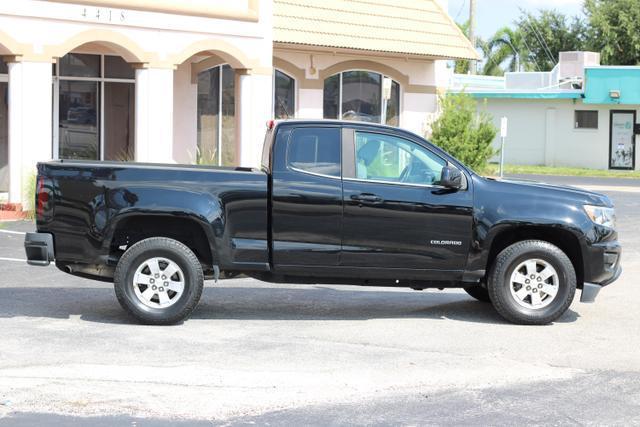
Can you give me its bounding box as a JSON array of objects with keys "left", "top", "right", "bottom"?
[{"left": 25, "top": 120, "right": 621, "bottom": 325}]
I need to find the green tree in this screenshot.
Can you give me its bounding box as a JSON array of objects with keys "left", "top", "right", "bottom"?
[
  {"left": 585, "top": 0, "right": 640, "bottom": 65},
  {"left": 516, "top": 10, "right": 587, "bottom": 71},
  {"left": 483, "top": 27, "right": 529, "bottom": 75},
  {"left": 430, "top": 93, "right": 497, "bottom": 171}
]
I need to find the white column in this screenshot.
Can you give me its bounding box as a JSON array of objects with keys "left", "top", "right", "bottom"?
[
  {"left": 135, "top": 67, "right": 174, "bottom": 163},
  {"left": 238, "top": 71, "right": 272, "bottom": 168},
  {"left": 8, "top": 61, "right": 52, "bottom": 205}
]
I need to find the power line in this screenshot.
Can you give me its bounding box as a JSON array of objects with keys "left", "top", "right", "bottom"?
[
  {"left": 454, "top": 0, "right": 467, "bottom": 21},
  {"left": 528, "top": 15, "right": 557, "bottom": 65}
]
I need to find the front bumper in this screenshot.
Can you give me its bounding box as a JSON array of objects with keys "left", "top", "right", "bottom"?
[
  {"left": 24, "top": 232, "right": 55, "bottom": 266},
  {"left": 580, "top": 239, "right": 622, "bottom": 302}
]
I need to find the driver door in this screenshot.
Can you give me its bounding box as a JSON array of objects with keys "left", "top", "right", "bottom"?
[{"left": 341, "top": 128, "right": 473, "bottom": 274}]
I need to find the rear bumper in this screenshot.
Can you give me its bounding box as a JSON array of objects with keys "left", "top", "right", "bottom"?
[{"left": 24, "top": 232, "right": 54, "bottom": 266}]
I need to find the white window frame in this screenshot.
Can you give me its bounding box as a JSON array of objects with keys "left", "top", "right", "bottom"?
[{"left": 52, "top": 52, "right": 135, "bottom": 161}]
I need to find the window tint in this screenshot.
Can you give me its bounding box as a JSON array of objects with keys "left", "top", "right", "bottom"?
[
  {"left": 385, "top": 80, "right": 400, "bottom": 127},
  {"left": 341, "top": 71, "right": 382, "bottom": 123},
  {"left": 274, "top": 70, "right": 295, "bottom": 119},
  {"left": 104, "top": 55, "right": 135, "bottom": 79},
  {"left": 287, "top": 127, "right": 341, "bottom": 177},
  {"left": 59, "top": 53, "right": 100, "bottom": 78},
  {"left": 575, "top": 110, "right": 598, "bottom": 129},
  {"left": 323, "top": 74, "right": 339, "bottom": 119},
  {"left": 355, "top": 132, "right": 445, "bottom": 185}
]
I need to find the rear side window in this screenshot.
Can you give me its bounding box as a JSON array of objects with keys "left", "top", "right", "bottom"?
[{"left": 287, "top": 127, "right": 341, "bottom": 177}]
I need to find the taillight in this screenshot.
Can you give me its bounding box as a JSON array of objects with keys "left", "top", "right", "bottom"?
[{"left": 36, "top": 176, "right": 48, "bottom": 219}]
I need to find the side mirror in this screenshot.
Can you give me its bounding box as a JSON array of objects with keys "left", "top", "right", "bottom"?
[{"left": 440, "top": 165, "right": 463, "bottom": 189}]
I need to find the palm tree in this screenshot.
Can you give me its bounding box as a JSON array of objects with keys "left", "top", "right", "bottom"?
[{"left": 483, "top": 27, "right": 529, "bottom": 75}]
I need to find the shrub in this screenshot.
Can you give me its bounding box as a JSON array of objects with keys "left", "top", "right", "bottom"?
[{"left": 429, "top": 92, "right": 497, "bottom": 171}]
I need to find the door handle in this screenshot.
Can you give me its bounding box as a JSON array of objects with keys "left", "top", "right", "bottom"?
[{"left": 351, "top": 193, "right": 382, "bottom": 204}]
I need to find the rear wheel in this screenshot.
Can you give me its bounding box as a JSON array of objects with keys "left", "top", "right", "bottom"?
[
  {"left": 487, "top": 240, "right": 576, "bottom": 325},
  {"left": 114, "top": 237, "right": 204, "bottom": 325}
]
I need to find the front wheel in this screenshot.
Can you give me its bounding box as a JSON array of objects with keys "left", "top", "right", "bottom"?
[
  {"left": 487, "top": 240, "right": 576, "bottom": 325},
  {"left": 114, "top": 237, "right": 204, "bottom": 325}
]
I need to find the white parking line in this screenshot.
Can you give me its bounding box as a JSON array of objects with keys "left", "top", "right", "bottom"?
[
  {"left": 0, "top": 229, "right": 27, "bottom": 235},
  {"left": 0, "top": 257, "right": 26, "bottom": 262}
]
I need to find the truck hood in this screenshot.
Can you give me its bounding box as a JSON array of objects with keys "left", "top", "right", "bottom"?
[{"left": 478, "top": 176, "right": 613, "bottom": 207}]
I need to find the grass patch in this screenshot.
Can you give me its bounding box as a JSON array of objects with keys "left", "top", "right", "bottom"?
[{"left": 480, "top": 164, "right": 640, "bottom": 179}]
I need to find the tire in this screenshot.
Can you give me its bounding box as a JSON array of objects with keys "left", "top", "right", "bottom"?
[
  {"left": 463, "top": 285, "right": 491, "bottom": 302},
  {"left": 487, "top": 240, "right": 576, "bottom": 325},
  {"left": 114, "top": 237, "right": 204, "bottom": 325}
]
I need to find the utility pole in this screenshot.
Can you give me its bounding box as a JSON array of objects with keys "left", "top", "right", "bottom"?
[{"left": 469, "top": 0, "right": 477, "bottom": 74}]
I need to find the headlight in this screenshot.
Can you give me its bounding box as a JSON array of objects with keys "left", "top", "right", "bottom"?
[{"left": 584, "top": 205, "right": 616, "bottom": 229}]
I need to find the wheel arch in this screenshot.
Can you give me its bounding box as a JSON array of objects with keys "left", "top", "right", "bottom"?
[
  {"left": 107, "top": 213, "right": 218, "bottom": 273},
  {"left": 485, "top": 225, "right": 584, "bottom": 288}
]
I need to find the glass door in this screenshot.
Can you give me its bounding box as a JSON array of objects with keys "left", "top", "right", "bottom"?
[
  {"left": 53, "top": 53, "right": 135, "bottom": 161},
  {"left": 609, "top": 110, "right": 636, "bottom": 170}
]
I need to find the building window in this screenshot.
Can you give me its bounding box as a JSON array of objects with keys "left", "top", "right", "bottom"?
[
  {"left": 197, "top": 64, "right": 236, "bottom": 166},
  {"left": 0, "top": 58, "right": 7, "bottom": 192},
  {"left": 575, "top": 110, "right": 598, "bottom": 129},
  {"left": 54, "top": 53, "right": 135, "bottom": 161},
  {"left": 274, "top": 70, "right": 295, "bottom": 119},
  {"left": 323, "top": 71, "right": 400, "bottom": 126}
]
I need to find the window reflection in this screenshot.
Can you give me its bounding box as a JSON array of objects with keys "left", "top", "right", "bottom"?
[
  {"left": 0, "top": 82, "right": 8, "bottom": 191},
  {"left": 274, "top": 70, "right": 295, "bottom": 119},
  {"left": 104, "top": 82, "right": 135, "bottom": 161},
  {"left": 323, "top": 71, "right": 400, "bottom": 126},
  {"left": 197, "top": 64, "right": 236, "bottom": 166},
  {"left": 323, "top": 74, "right": 339, "bottom": 119},
  {"left": 341, "top": 71, "right": 381, "bottom": 123},
  {"left": 386, "top": 80, "right": 400, "bottom": 127},
  {"left": 59, "top": 53, "right": 100, "bottom": 78},
  {"left": 56, "top": 53, "right": 135, "bottom": 161},
  {"left": 59, "top": 80, "right": 99, "bottom": 160}
]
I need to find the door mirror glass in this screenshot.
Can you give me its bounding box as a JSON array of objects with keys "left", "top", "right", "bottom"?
[{"left": 440, "top": 165, "right": 463, "bottom": 189}]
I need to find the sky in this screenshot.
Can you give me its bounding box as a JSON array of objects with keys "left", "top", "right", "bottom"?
[{"left": 447, "top": 0, "right": 585, "bottom": 40}]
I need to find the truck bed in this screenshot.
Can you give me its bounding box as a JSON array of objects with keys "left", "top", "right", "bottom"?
[{"left": 36, "top": 160, "right": 269, "bottom": 280}]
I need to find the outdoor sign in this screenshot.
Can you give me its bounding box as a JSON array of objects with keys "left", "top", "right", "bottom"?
[
  {"left": 500, "top": 116, "right": 508, "bottom": 138},
  {"left": 609, "top": 111, "right": 636, "bottom": 170}
]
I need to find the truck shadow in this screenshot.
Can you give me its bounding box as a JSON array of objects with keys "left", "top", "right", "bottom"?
[{"left": 0, "top": 283, "right": 580, "bottom": 325}]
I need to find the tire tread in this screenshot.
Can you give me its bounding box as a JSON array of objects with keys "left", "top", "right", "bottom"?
[{"left": 114, "top": 237, "right": 204, "bottom": 325}]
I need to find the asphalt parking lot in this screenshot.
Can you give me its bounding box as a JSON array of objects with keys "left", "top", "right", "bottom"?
[{"left": 0, "top": 174, "right": 639, "bottom": 426}]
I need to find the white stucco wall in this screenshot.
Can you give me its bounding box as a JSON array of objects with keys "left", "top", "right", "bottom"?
[
  {"left": 478, "top": 98, "right": 640, "bottom": 170},
  {"left": 172, "top": 61, "right": 197, "bottom": 164}
]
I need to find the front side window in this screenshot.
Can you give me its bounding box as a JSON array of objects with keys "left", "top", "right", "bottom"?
[
  {"left": 323, "top": 71, "right": 400, "bottom": 126},
  {"left": 287, "top": 127, "right": 341, "bottom": 177},
  {"left": 355, "top": 132, "right": 445, "bottom": 185},
  {"left": 274, "top": 70, "right": 295, "bottom": 119}
]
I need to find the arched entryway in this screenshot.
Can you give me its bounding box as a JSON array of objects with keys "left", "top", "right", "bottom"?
[
  {"left": 171, "top": 41, "right": 257, "bottom": 166},
  {"left": 50, "top": 32, "right": 145, "bottom": 161}
]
